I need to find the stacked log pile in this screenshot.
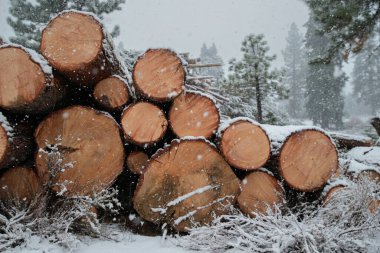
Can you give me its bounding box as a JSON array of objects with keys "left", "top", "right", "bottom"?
[{"left": 0, "top": 10, "right": 377, "bottom": 234}]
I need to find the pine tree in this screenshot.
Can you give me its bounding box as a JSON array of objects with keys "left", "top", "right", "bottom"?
[
  {"left": 352, "top": 37, "right": 380, "bottom": 115},
  {"left": 305, "top": 16, "right": 346, "bottom": 129},
  {"left": 198, "top": 43, "right": 224, "bottom": 86},
  {"left": 282, "top": 23, "right": 307, "bottom": 119},
  {"left": 7, "top": 0, "right": 125, "bottom": 50},
  {"left": 223, "top": 34, "right": 286, "bottom": 123}
]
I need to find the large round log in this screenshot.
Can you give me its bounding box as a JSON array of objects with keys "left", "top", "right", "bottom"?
[
  {"left": 0, "top": 166, "right": 42, "bottom": 203},
  {"left": 121, "top": 102, "right": 168, "bottom": 147},
  {"left": 41, "top": 11, "right": 122, "bottom": 85},
  {"left": 169, "top": 91, "right": 220, "bottom": 138},
  {"left": 262, "top": 125, "right": 338, "bottom": 192},
  {"left": 0, "top": 112, "right": 33, "bottom": 170},
  {"left": 133, "top": 138, "right": 240, "bottom": 232},
  {"left": 219, "top": 118, "right": 271, "bottom": 170},
  {"left": 237, "top": 170, "right": 284, "bottom": 216},
  {"left": 126, "top": 151, "right": 149, "bottom": 175},
  {"left": 132, "top": 49, "right": 185, "bottom": 102},
  {"left": 93, "top": 75, "right": 130, "bottom": 111},
  {"left": 0, "top": 44, "right": 64, "bottom": 113},
  {"left": 35, "top": 106, "right": 125, "bottom": 196}
]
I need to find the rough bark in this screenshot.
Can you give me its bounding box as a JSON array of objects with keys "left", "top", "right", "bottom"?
[{"left": 329, "top": 131, "right": 372, "bottom": 150}]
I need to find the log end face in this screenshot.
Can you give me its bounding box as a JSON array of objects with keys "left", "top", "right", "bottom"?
[
  {"left": 220, "top": 120, "right": 271, "bottom": 170},
  {"left": 0, "top": 126, "right": 8, "bottom": 168},
  {"left": 93, "top": 76, "right": 130, "bottom": 110},
  {"left": 279, "top": 130, "right": 338, "bottom": 192},
  {"left": 126, "top": 151, "right": 149, "bottom": 175},
  {"left": 133, "top": 49, "right": 185, "bottom": 102}
]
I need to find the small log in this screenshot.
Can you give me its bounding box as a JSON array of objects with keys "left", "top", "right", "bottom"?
[
  {"left": 0, "top": 44, "right": 64, "bottom": 113},
  {"left": 346, "top": 147, "right": 380, "bottom": 183},
  {"left": 35, "top": 106, "right": 125, "bottom": 196},
  {"left": 93, "top": 75, "right": 130, "bottom": 111},
  {"left": 262, "top": 125, "right": 338, "bottom": 192},
  {"left": 237, "top": 170, "right": 284, "bottom": 216},
  {"left": 133, "top": 138, "right": 240, "bottom": 232},
  {"left": 41, "top": 11, "right": 122, "bottom": 85},
  {"left": 219, "top": 118, "right": 271, "bottom": 171},
  {"left": 0, "top": 166, "right": 42, "bottom": 203},
  {"left": 0, "top": 112, "right": 33, "bottom": 169},
  {"left": 126, "top": 151, "right": 149, "bottom": 175},
  {"left": 187, "top": 63, "right": 223, "bottom": 68},
  {"left": 121, "top": 102, "right": 168, "bottom": 147},
  {"left": 323, "top": 184, "right": 346, "bottom": 205},
  {"left": 132, "top": 49, "right": 185, "bottom": 102},
  {"left": 329, "top": 131, "right": 372, "bottom": 150},
  {"left": 169, "top": 91, "right": 219, "bottom": 138}
]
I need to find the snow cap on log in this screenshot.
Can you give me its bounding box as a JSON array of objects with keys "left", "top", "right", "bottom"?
[
  {"left": 237, "top": 170, "right": 284, "bottom": 216},
  {"left": 132, "top": 48, "right": 186, "bottom": 102},
  {"left": 169, "top": 91, "right": 220, "bottom": 139},
  {"left": 133, "top": 138, "right": 240, "bottom": 232},
  {"left": 41, "top": 10, "right": 124, "bottom": 85},
  {"left": 218, "top": 117, "right": 271, "bottom": 171},
  {"left": 262, "top": 125, "right": 338, "bottom": 192},
  {"left": 35, "top": 106, "right": 125, "bottom": 196},
  {"left": 346, "top": 147, "right": 380, "bottom": 182},
  {"left": 328, "top": 131, "right": 373, "bottom": 150},
  {"left": 0, "top": 44, "right": 63, "bottom": 113}
]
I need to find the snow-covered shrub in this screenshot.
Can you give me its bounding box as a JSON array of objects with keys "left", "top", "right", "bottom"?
[{"left": 175, "top": 178, "right": 380, "bottom": 253}]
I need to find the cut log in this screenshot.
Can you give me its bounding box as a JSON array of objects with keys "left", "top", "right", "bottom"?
[
  {"left": 132, "top": 49, "right": 185, "bottom": 102},
  {"left": 219, "top": 118, "right": 271, "bottom": 170},
  {"left": 262, "top": 125, "right": 338, "bottom": 192},
  {"left": 93, "top": 75, "right": 130, "bottom": 111},
  {"left": 0, "top": 112, "right": 33, "bottom": 169},
  {"left": 329, "top": 131, "right": 372, "bottom": 150},
  {"left": 126, "top": 151, "right": 149, "bottom": 175},
  {"left": 237, "top": 170, "right": 284, "bottom": 216},
  {"left": 35, "top": 106, "right": 125, "bottom": 196},
  {"left": 0, "top": 44, "right": 64, "bottom": 113},
  {"left": 346, "top": 147, "right": 380, "bottom": 183},
  {"left": 371, "top": 117, "right": 380, "bottom": 136},
  {"left": 121, "top": 102, "right": 168, "bottom": 147},
  {"left": 41, "top": 11, "right": 122, "bottom": 85},
  {"left": 323, "top": 184, "right": 346, "bottom": 205},
  {"left": 0, "top": 166, "right": 42, "bottom": 203},
  {"left": 133, "top": 138, "right": 240, "bottom": 232},
  {"left": 169, "top": 91, "right": 220, "bottom": 138}
]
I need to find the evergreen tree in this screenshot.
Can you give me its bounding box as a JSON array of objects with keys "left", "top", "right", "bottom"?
[
  {"left": 282, "top": 23, "right": 307, "bottom": 119},
  {"left": 198, "top": 43, "right": 224, "bottom": 86},
  {"left": 304, "top": 0, "right": 380, "bottom": 61},
  {"left": 7, "top": 0, "right": 125, "bottom": 50},
  {"left": 305, "top": 16, "right": 346, "bottom": 129},
  {"left": 352, "top": 37, "right": 380, "bottom": 114},
  {"left": 223, "top": 34, "right": 286, "bottom": 123}
]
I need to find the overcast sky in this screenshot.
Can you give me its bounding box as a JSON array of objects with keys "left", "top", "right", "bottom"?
[{"left": 0, "top": 0, "right": 309, "bottom": 68}]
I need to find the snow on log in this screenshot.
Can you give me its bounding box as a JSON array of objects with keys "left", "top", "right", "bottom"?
[
  {"left": 262, "top": 125, "right": 338, "bottom": 192},
  {"left": 126, "top": 151, "right": 149, "bottom": 175},
  {"left": 346, "top": 147, "right": 380, "bottom": 183},
  {"left": 169, "top": 91, "right": 220, "bottom": 138},
  {"left": 328, "top": 131, "right": 372, "bottom": 150},
  {"left": 0, "top": 112, "right": 33, "bottom": 170},
  {"left": 132, "top": 49, "right": 186, "bottom": 102},
  {"left": 93, "top": 75, "right": 130, "bottom": 111},
  {"left": 0, "top": 44, "right": 64, "bottom": 113},
  {"left": 237, "top": 170, "right": 284, "bottom": 216},
  {"left": 121, "top": 102, "right": 168, "bottom": 147},
  {"left": 133, "top": 138, "right": 240, "bottom": 232},
  {"left": 35, "top": 106, "right": 125, "bottom": 196},
  {"left": 218, "top": 118, "right": 271, "bottom": 171},
  {"left": 0, "top": 166, "right": 42, "bottom": 203},
  {"left": 41, "top": 11, "right": 123, "bottom": 85}
]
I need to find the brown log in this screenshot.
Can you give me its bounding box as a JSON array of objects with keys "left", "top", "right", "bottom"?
[
  {"left": 133, "top": 138, "right": 240, "bottom": 232},
  {"left": 329, "top": 131, "right": 372, "bottom": 150},
  {"left": 41, "top": 11, "right": 122, "bottom": 85},
  {"left": 35, "top": 106, "right": 125, "bottom": 196},
  {"left": 346, "top": 147, "right": 380, "bottom": 183},
  {"left": 169, "top": 91, "right": 220, "bottom": 138},
  {"left": 93, "top": 75, "right": 130, "bottom": 111},
  {"left": 126, "top": 151, "right": 149, "bottom": 175},
  {"left": 371, "top": 117, "right": 380, "bottom": 136},
  {"left": 263, "top": 125, "right": 338, "bottom": 192},
  {"left": 0, "top": 112, "right": 33, "bottom": 169},
  {"left": 132, "top": 49, "right": 185, "bottom": 102},
  {"left": 237, "top": 170, "right": 284, "bottom": 216},
  {"left": 121, "top": 102, "right": 168, "bottom": 147},
  {"left": 323, "top": 184, "right": 346, "bottom": 205},
  {"left": 219, "top": 119, "right": 271, "bottom": 171},
  {"left": 0, "top": 166, "right": 42, "bottom": 203},
  {"left": 0, "top": 44, "right": 64, "bottom": 113}
]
